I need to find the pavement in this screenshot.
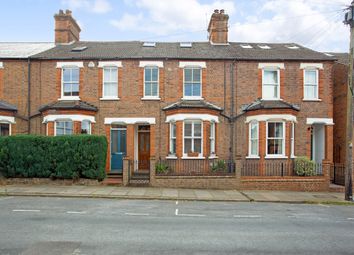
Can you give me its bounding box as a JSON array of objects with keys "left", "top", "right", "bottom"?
[{"left": 0, "top": 184, "right": 350, "bottom": 204}]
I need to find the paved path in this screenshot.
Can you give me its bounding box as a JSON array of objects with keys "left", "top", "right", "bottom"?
[
  {"left": 0, "top": 184, "right": 349, "bottom": 204},
  {"left": 1, "top": 196, "right": 354, "bottom": 254}
]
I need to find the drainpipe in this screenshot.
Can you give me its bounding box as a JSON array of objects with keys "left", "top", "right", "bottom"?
[
  {"left": 229, "top": 61, "right": 235, "bottom": 164},
  {"left": 27, "top": 57, "right": 31, "bottom": 134}
]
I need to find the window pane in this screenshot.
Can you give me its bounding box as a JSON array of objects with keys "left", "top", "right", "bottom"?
[
  {"left": 81, "top": 120, "right": 90, "bottom": 134},
  {"left": 184, "top": 139, "right": 192, "bottom": 153},
  {"left": 63, "top": 69, "right": 71, "bottom": 82},
  {"left": 268, "top": 123, "right": 275, "bottom": 137},
  {"left": 192, "top": 84, "right": 201, "bottom": 97},
  {"left": 171, "top": 123, "right": 176, "bottom": 137},
  {"left": 66, "top": 121, "right": 73, "bottom": 132},
  {"left": 194, "top": 123, "right": 202, "bottom": 137},
  {"left": 110, "top": 68, "right": 117, "bottom": 82},
  {"left": 194, "top": 139, "right": 202, "bottom": 153},
  {"left": 304, "top": 85, "right": 316, "bottom": 99},
  {"left": 184, "top": 123, "right": 192, "bottom": 136},
  {"left": 145, "top": 82, "right": 152, "bottom": 96},
  {"left": 63, "top": 83, "right": 72, "bottom": 95},
  {"left": 56, "top": 122, "right": 64, "bottom": 128},
  {"left": 305, "top": 70, "right": 316, "bottom": 84},
  {"left": 251, "top": 140, "right": 258, "bottom": 155},
  {"left": 192, "top": 69, "right": 201, "bottom": 82},
  {"left": 104, "top": 82, "right": 118, "bottom": 97},
  {"left": 0, "top": 123, "right": 9, "bottom": 136},
  {"left": 263, "top": 85, "right": 277, "bottom": 99},
  {"left": 171, "top": 139, "right": 176, "bottom": 154},
  {"left": 264, "top": 70, "right": 277, "bottom": 84},
  {"left": 145, "top": 68, "right": 151, "bottom": 81},
  {"left": 151, "top": 68, "right": 158, "bottom": 82},
  {"left": 71, "top": 68, "right": 79, "bottom": 82},
  {"left": 267, "top": 139, "right": 283, "bottom": 155},
  {"left": 184, "top": 69, "right": 192, "bottom": 82},
  {"left": 251, "top": 123, "right": 258, "bottom": 139},
  {"left": 275, "top": 123, "right": 283, "bottom": 138},
  {"left": 184, "top": 83, "right": 192, "bottom": 96},
  {"left": 56, "top": 128, "right": 64, "bottom": 136},
  {"left": 151, "top": 82, "right": 158, "bottom": 96},
  {"left": 72, "top": 83, "right": 79, "bottom": 96}
]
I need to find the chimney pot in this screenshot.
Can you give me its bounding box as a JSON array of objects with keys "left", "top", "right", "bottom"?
[
  {"left": 65, "top": 9, "right": 72, "bottom": 15},
  {"left": 59, "top": 9, "right": 64, "bottom": 14},
  {"left": 220, "top": 9, "right": 225, "bottom": 14},
  {"left": 214, "top": 9, "right": 219, "bottom": 14}
]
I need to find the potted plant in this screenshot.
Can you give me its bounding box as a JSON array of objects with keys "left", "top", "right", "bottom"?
[
  {"left": 187, "top": 151, "right": 199, "bottom": 157},
  {"left": 155, "top": 162, "right": 169, "bottom": 174},
  {"left": 211, "top": 160, "right": 227, "bottom": 173}
]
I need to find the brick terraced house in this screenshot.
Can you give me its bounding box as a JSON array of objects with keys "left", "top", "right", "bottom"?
[{"left": 0, "top": 9, "right": 338, "bottom": 190}]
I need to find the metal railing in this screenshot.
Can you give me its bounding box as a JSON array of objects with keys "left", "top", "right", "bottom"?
[
  {"left": 241, "top": 160, "right": 323, "bottom": 177},
  {"left": 155, "top": 159, "right": 235, "bottom": 176},
  {"left": 332, "top": 163, "right": 345, "bottom": 185}
]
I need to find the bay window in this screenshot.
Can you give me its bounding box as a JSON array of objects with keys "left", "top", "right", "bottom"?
[
  {"left": 249, "top": 121, "right": 259, "bottom": 157},
  {"left": 169, "top": 122, "right": 176, "bottom": 155},
  {"left": 266, "top": 122, "right": 285, "bottom": 156},
  {"left": 55, "top": 121, "right": 73, "bottom": 136},
  {"left": 184, "top": 120, "right": 202, "bottom": 157},
  {"left": 81, "top": 120, "right": 91, "bottom": 134},
  {"left": 210, "top": 122, "right": 216, "bottom": 155}
]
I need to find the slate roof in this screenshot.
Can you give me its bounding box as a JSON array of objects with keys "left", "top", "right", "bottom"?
[
  {"left": 163, "top": 100, "right": 222, "bottom": 111},
  {"left": 243, "top": 99, "right": 300, "bottom": 112},
  {"left": 0, "top": 100, "right": 17, "bottom": 112},
  {"left": 325, "top": 52, "right": 349, "bottom": 66},
  {"left": 0, "top": 42, "right": 55, "bottom": 59},
  {"left": 32, "top": 41, "right": 335, "bottom": 61},
  {"left": 38, "top": 100, "right": 98, "bottom": 112}
]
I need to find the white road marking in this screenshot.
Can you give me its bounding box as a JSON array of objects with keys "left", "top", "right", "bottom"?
[
  {"left": 347, "top": 218, "right": 354, "bottom": 220},
  {"left": 125, "top": 213, "right": 150, "bottom": 216},
  {"left": 178, "top": 213, "right": 206, "bottom": 217},
  {"left": 175, "top": 208, "right": 179, "bottom": 216},
  {"left": 318, "top": 204, "right": 330, "bottom": 208},
  {"left": 233, "top": 215, "right": 262, "bottom": 218},
  {"left": 176, "top": 201, "right": 178, "bottom": 205},
  {"left": 13, "top": 209, "right": 40, "bottom": 212},
  {"left": 66, "top": 211, "right": 86, "bottom": 214}
]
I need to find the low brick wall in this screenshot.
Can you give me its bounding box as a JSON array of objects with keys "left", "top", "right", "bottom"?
[
  {"left": 0, "top": 178, "right": 101, "bottom": 186},
  {"left": 151, "top": 175, "right": 240, "bottom": 190},
  {"left": 240, "top": 177, "right": 329, "bottom": 192}
]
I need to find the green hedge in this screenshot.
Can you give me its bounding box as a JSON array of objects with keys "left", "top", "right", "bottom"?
[
  {"left": 294, "top": 156, "right": 316, "bottom": 176},
  {"left": 0, "top": 135, "right": 107, "bottom": 181}
]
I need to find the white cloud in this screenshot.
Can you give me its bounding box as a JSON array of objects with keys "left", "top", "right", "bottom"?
[
  {"left": 111, "top": 0, "right": 236, "bottom": 36},
  {"left": 61, "top": 0, "right": 112, "bottom": 14},
  {"left": 229, "top": 0, "right": 348, "bottom": 51}
]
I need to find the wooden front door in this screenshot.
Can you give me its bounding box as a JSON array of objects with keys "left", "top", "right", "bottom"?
[{"left": 138, "top": 132, "right": 150, "bottom": 171}]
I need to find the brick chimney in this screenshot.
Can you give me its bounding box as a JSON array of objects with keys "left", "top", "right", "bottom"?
[
  {"left": 54, "top": 10, "right": 81, "bottom": 44},
  {"left": 207, "top": 9, "right": 229, "bottom": 44}
]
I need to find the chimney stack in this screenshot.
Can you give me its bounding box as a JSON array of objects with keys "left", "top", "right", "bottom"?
[
  {"left": 54, "top": 9, "right": 81, "bottom": 44},
  {"left": 207, "top": 9, "right": 229, "bottom": 44}
]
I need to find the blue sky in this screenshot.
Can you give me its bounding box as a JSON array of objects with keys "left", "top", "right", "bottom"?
[{"left": 0, "top": 0, "right": 350, "bottom": 52}]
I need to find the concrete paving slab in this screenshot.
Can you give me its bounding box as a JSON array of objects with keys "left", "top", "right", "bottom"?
[{"left": 161, "top": 188, "right": 178, "bottom": 198}]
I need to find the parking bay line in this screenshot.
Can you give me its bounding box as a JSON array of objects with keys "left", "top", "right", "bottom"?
[
  {"left": 13, "top": 209, "right": 41, "bottom": 212},
  {"left": 125, "top": 212, "right": 150, "bottom": 216},
  {"left": 67, "top": 211, "right": 87, "bottom": 214},
  {"left": 233, "top": 215, "right": 262, "bottom": 218}
]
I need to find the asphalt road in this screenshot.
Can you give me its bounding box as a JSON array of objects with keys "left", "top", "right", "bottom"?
[{"left": 0, "top": 196, "right": 353, "bottom": 255}]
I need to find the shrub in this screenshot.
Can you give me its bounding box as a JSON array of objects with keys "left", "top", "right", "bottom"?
[
  {"left": 211, "top": 160, "right": 227, "bottom": 172},
  {"left": 155, "top": 162, "right": 169, "bottom": 174},
  {"left": 0, "top": 135, "right": 107, "bottom": 180},
  {"left": 294, "top": 156, "right": 316, "bottom": 176}
]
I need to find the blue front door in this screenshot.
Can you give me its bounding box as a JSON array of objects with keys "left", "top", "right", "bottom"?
[{"left": 111, "top": 129, "right": 126, "bottom": 173}]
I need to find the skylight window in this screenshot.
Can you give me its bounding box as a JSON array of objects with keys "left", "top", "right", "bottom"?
[
  {"left": 287, "top": 45, "right": 300, "bottom": 50},
  {"left": 240, "top": 45, "right": 253, "bottom": 49},
  {"left": 258, "top": 45, "right": 271, "bottom": 49},
  {"left": 71, "top": 46, "right": 88, "bottom": 52},
  {"left": 143, "top": 42, "right": 156, "bottom": 47},
  {"left": 324, "top": 52, "right": 334, "bottom": 57},
  {"left": 180, "top": 42, "right": 192, "bottom": 48}
]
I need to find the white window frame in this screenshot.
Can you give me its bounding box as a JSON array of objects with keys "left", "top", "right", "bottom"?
[
  {"left": 210, "top": 122, "right": 216, "bottom": 156},
  {"left": 169, "top": 122, "right": 176, "bottom": 155},
  {"left": 54, "top": 120, "right": 73, "bottom": 136},
  {"left": 143, "top": 66, "right": 160, "bottom": 100},
  {"left": 291, "top": 122, "right": 295, "bottom": 158},
  {"left": 303, "top": 68, "right": 319, "bottom": 100},
  {"left": 61, "top": 66, "right": 80, "bottom": 100},
  {"left": 248, "top": 121, "right": 259, "bottom": 158},
  {"left": 81, "top": 120, "right": 91, "bottom": 135},
  {"left": 183, "top": 67, "right": 203, "bottom": 100},
  {"left": 266, "top": 121, "right": 286, "bottom": 158},
  {"left": 102, "top": 66, "right": 119, "bottom": 100},
  {"left": 183, "top": 120, "right": 203, "bottom": 158},
  {"left": 262, "top": 68, "right": 280, "bottom": 100},
  {"left": 0, "top": 122, "right": 11, "bottom": 136}
]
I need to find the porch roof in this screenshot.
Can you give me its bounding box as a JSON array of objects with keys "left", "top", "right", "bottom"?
[
  {"left": 38, "top": 100, "right": 98, "bottom": 112},
  {"left": 0, "top": 100, "right": 17, "bottom": 112},
  {"left": 243, "top": 99, "right": 300, "bottom": 112},
  {"left": 163, "top": 100, "right": 222, "bottom": 111}
]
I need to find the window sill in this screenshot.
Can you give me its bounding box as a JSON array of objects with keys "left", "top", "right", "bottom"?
[
  {"left": 100, "top": 97, "right": 120, "bottom": 101},
  {"left": 261, "top": 98, "right": 282, "bottom": 101},
  {"left": 166, "top": 155, "right": 178, "bottom": 159},
  {"left": 181, "top": 156, "right": 205, "bottom": 159},
  {"left": 58, "top": 96, "right": 80, "bottom": 101},
  {"left": 302, "top": 98, "right": 322, "bottom": 102},
  {"left": 182, "top": 97, "right": 204, "bottom": 101},
  {"left": 208, "top": 155, "right": 218, "bottom": 159},
  {"left": 291, "top": 155, "right": 297, "bottom": 159},
  {"left": 265, "top": 155, "right": 288, "bottom": 159},
  {"left": 141, "top": 97, "right": 161, "bottom": 101},
  {"left": 246, "top": 156, "right": 260, "bottom": 159}
]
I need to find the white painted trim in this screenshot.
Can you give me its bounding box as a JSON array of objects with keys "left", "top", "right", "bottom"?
[
  {"left": 246, "top": 114, "right": 297, "bottom": 123},
  {"left": 182, "top": 97, "right": 204, "bottom": 101},
  {"left": 143, "top": 66, "right": 159, "bottom": 98},
  {"left": 98, "top": 61, "right": 122, "bottom": 68},
  {"left": 0, "top": 62, "right": 3, "bottom": 69},
  {"left": 141, "top": 97, "right": 161, "bottom": 101},
  {"left": 306, "top": 118, "right": 334, "bottom": 125},
  {"left": 166, "top": 114, "right": 219, "bottom": 123},
  {"left": 246, "top": 156, "right": 260, "bottom": 159},
  {"left": 265, "top": 156, "right": 288, "bottom": 159},
  {"left": 43, "top": 115, "right": 95, "bottom": 123},
  {"left": 104, "top": 117, "right": 156, "bottom": 125},
  {"left": 58, "top": 96, "right": 81, "bottom": 101},
  {"left": 248, "top": 121, "right": 259, "bottom": 158},
  {"left": 0, "top": 116, "right": 15, "bottom": 124},
  {"left": 266, "top": 121, "right": 286, "bottom": 157},
  {"left": 179, "top": 61, "right": 206, "bottom": 68},
  {"left": 258, "top": 63, "right": 284, "bottom": 69},
  {"left": 300, "top": 63, "right": 323, "bottom": 70},
  {"left": 56, "top": 62, "right": 83, "bottom": 68},
  {"left": 100, "top": 97, "right": 120, "bottom": 101},
  {"left": 166, "top": 155, "right": 178, "bottom": 159},
  {"left": 139, "top": 61, "right": 163, "bottom": 68},
  {"left": 181, "top": 156, "right": 206, "bottom": 159}
]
